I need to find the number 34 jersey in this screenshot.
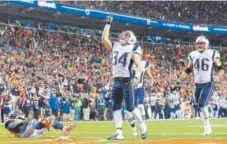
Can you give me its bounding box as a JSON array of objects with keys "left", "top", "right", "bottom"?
[
  {"left": 112, "top": 42, "right": 142, "bottom": 78},
  {"left": 188, "top": 49, "right": 220, "bottom": 84}
]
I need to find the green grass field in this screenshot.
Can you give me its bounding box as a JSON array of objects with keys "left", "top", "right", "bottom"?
[{"left": 0, "top": 119, "right": 226, "bottom": 144}]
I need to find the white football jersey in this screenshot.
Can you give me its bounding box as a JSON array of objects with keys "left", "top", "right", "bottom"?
[
  {"left": 172, "top": 93, "right": 180, "bottom": 105},
  {"left": 188, "top": 49, "right": 220, "bottom": 84},
  {"left": 132, "top": 60, "right": 152, "bottom": 88},
  {"left": 149, "top": 94, "right": 156, "bottom": 106},
  {"left": 112, "top": 42, "right": 142, "bottom": 78}
]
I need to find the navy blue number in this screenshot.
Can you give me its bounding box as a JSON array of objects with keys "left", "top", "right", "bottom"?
[
  {"left": 113, "top": 51, "right": 128, "bottom": 67},
  {"left": 140, "top": 72, "right": 144, "bottom": 83},
  {"left": 194, "top": 58, "right": 209, "bottom": 71},
  {"left": 113, "top": 51, "right": 119, "bottom": 65},
  {"left": 118, "top": 53, "right": 128, "bottom": 67},
  {"left": 201, "top": 58, "right": 209, "bottom": 71},
  {"left": 194, "top": 59, "right": 200, "bottom": 71}
]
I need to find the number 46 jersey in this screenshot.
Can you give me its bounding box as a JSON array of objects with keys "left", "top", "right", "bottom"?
[
  {"left": 112, "top": 42, "right": 142, "bottom": 78},
  {"left": 188, "top": 49, "right": 220, "bottom": 84}
]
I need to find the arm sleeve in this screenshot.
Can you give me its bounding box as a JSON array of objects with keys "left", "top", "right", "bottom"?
[
  {"left": 132, "top": 45, "right": 142, "bottom": 55},
  {"left": 187, "top": 53, "right": 193, "bottom": 62}
]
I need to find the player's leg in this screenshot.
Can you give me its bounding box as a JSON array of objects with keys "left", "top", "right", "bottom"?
[
  {"left": 125, "top": 88, "right": 138, "bottom": 136},
  {"left": 136, "top": 88, "right": 146, "bottom": 120},
  {"left": 52, "top": 119, "right": 76, "bottom": 136},
  {"left": 107, "top": 80, "right": 124, "bottom": 140},
  {"left": 20, "top": 119, "right": 39, "bottom": 138},
  {"left": 199, "top": 83, "right": 214, "bottom": 135},
  {"left": 125, "top": 109, "right": 137, "bottom": 136},
  {"left": 123, "top": 81, "right": 147, "bottom": 139}
]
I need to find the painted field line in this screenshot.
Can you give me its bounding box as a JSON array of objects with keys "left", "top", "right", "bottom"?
[
  {"left": 0, "top": 131, "right": 227, "bottom": 135},
  {"left": 118, "top": 138, "right": 182, "bottom": 144},
  {"left": 0, "top": 137, "right": 107, "bottom": 144}
]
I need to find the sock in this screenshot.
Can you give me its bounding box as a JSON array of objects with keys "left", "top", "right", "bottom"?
[
  {"left": 138, "top": 104, "right": 146, "bottom": 120},
  {"left": 201, "top": 106, "right": 211, "bottom": 129},
  {"left": 125, "top": 111, "right": 135, "bottom": 128},
  {"left": 113, "top": 110, "right": 123, "bottom": 135},
  {"left": 132, "top": 107, "right": 146, "bottom": 133},
  {"left": 201, "top": 106, "right": 209, "bottom": 119}
]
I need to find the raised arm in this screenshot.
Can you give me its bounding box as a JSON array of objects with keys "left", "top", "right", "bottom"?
[{"left": 101, "top": 16, "right": 113, "bottom": 52}]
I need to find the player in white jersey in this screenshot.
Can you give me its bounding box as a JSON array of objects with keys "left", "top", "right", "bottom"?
[
  {"left": 178, "top": 36, "right": 224, "bottom": 135},
  {"left": 126, "top": 59, "right": 153, "bottom": 136},
  {"left": 102, "top": 16, "right": 147, "bottom": 140},
  {"left": 170, "top": 91, "right": 181, "bottom": 119}
]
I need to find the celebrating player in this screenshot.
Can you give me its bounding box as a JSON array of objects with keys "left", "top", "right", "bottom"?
[
  {"left": 102, "top": 16, "right": 147, "bottom": 140},
  {"left": 127, "top": 56, "right": 153, "bottom": 136},
  {"left": 178, "top": 36, "right": 224, "bottom": 135}
]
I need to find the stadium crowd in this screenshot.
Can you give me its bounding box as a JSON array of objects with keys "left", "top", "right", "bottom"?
[
  {"left": 60, "top": 1, "right": 227, "bottom": 26},
  {"left": 0, "top": 23, "right": 226, "bottom": 123}
]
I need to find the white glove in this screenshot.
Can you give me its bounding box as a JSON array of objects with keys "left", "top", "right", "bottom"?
[
  {"left": 213, "top": 75, "right": 220, "bottom": 83},
  {"left": 131, "top": 73, "right": 140, "bottom": 88}
]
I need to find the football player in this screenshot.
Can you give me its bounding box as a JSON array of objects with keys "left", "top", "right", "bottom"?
[
  {"left": 102, "top": 16, "right": 147, "bottom": 140},
  {"left": 5, "top": 114, "right": 75, "bottom": 138},
  {"left": 178, "top": 36, "right": 224, "bottom": 135},
  {"left": 126, "top": 56, "right": 153, "bottom": 136}
]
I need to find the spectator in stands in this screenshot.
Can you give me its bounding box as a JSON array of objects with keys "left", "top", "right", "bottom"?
[
  {"left": 82, "top": 95, "right": 90, "bottom": 121},
  {"left": 73, "top": 94, "right": 82, "bottom": 121},
  {"left": 48, "top": 92, "right": 60, "bottom": 118}
]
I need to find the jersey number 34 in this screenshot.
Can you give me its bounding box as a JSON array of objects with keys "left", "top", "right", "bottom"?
[{"left": 113, "top": 51, "right": 128, "bottom": 67}]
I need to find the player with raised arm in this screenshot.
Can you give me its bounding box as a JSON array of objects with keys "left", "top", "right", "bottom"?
[
  {"left": 178, "top": 36, "right": 224, "bottom": 135},
  {"left": 102, "top": 16, "right": 147, "bottom": 140}
]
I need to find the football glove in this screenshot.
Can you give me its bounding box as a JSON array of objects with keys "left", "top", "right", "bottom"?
[
  {"left": 131, "top": 77, "right": 140, "bottom": 88},
  {"left": 213, "top": 75, "right": 220, "bottom": 83},
  {"left": 175, "top": 78, "right": 182, "bottom": 86},
  {"left": 106, "top": 16, "right": 113, "bottom": 25}
]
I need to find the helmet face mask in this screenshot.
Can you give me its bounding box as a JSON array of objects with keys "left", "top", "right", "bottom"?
[
  {"left": 195, "top": 42, "right": 206, "bottom": 52},
  {"left": 195, "top": 36, "right": 209, "bottom": 52},
  {"left": 118, "top": 31, "right": 137, "bottom": 45}
]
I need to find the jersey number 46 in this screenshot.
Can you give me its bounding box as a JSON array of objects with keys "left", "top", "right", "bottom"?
[{"left": 194, "top": 58, "right": 209, "bottom": 71}]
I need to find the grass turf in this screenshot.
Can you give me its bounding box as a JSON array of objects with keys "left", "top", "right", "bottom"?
[{"left": 0, "top": 119, "right": 226, "bottom": 144}]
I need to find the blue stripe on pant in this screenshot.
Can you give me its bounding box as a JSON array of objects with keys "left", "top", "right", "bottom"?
[
  {"left": 194, "top": 82, "right": 214, "bottom": 108},
  {"left": 135, "top": 88, "right": 145, "bottom": 105},
  {"left": 111, "top": 78, "right": 135, "bottom": 112}
]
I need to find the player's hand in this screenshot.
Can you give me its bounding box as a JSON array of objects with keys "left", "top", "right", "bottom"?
[
  {"left": 131, "top": 77, "right": 139, "bottom": 88},
  {"left": 213, "top": 75, "right": 220, "bottom": 83},
  {"left": 175, "top": 78, "right": 181, "bottom": 86},
  {"left": 106, "top": 16, "right": 113, "bottom": 25}
]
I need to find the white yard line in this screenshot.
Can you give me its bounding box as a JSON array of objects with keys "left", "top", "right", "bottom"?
[{"left": 0, "top": 131, "right": 227, "bottom": 135}]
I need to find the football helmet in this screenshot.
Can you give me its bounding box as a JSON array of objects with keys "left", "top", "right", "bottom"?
[
  {"left": 195, "top": 36, "right": 209, "bottom": 52},
  {"left": 118, "top": 31, "right": 137, "bottom": 45}
]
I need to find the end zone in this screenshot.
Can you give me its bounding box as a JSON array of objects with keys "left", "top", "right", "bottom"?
[{"left": 120, "top": 138, "right": 227, "bottom": 144}]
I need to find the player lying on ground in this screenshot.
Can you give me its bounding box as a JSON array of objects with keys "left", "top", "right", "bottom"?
[
  {"left": 102, "top": 16, "right": 147, "bottom": 140},
  {"left": 178, "top": 36, "right": 224, "bottom": 135},
  {"left": 5, "top": 114, "right": 75, "bottom": 138}
]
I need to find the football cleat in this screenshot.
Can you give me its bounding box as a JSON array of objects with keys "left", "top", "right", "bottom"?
[
  {"left": 202, "top": 128, "right": 212, "bottom": 136},
  {"left": 107, "top": 133, "right": 124, "bottom": 140},
  {"left": 141, "top": 131, "right": 148, "bottom": 139},
  {"left": 131, "top": 127, "right": 137, "bottom": 136}
]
